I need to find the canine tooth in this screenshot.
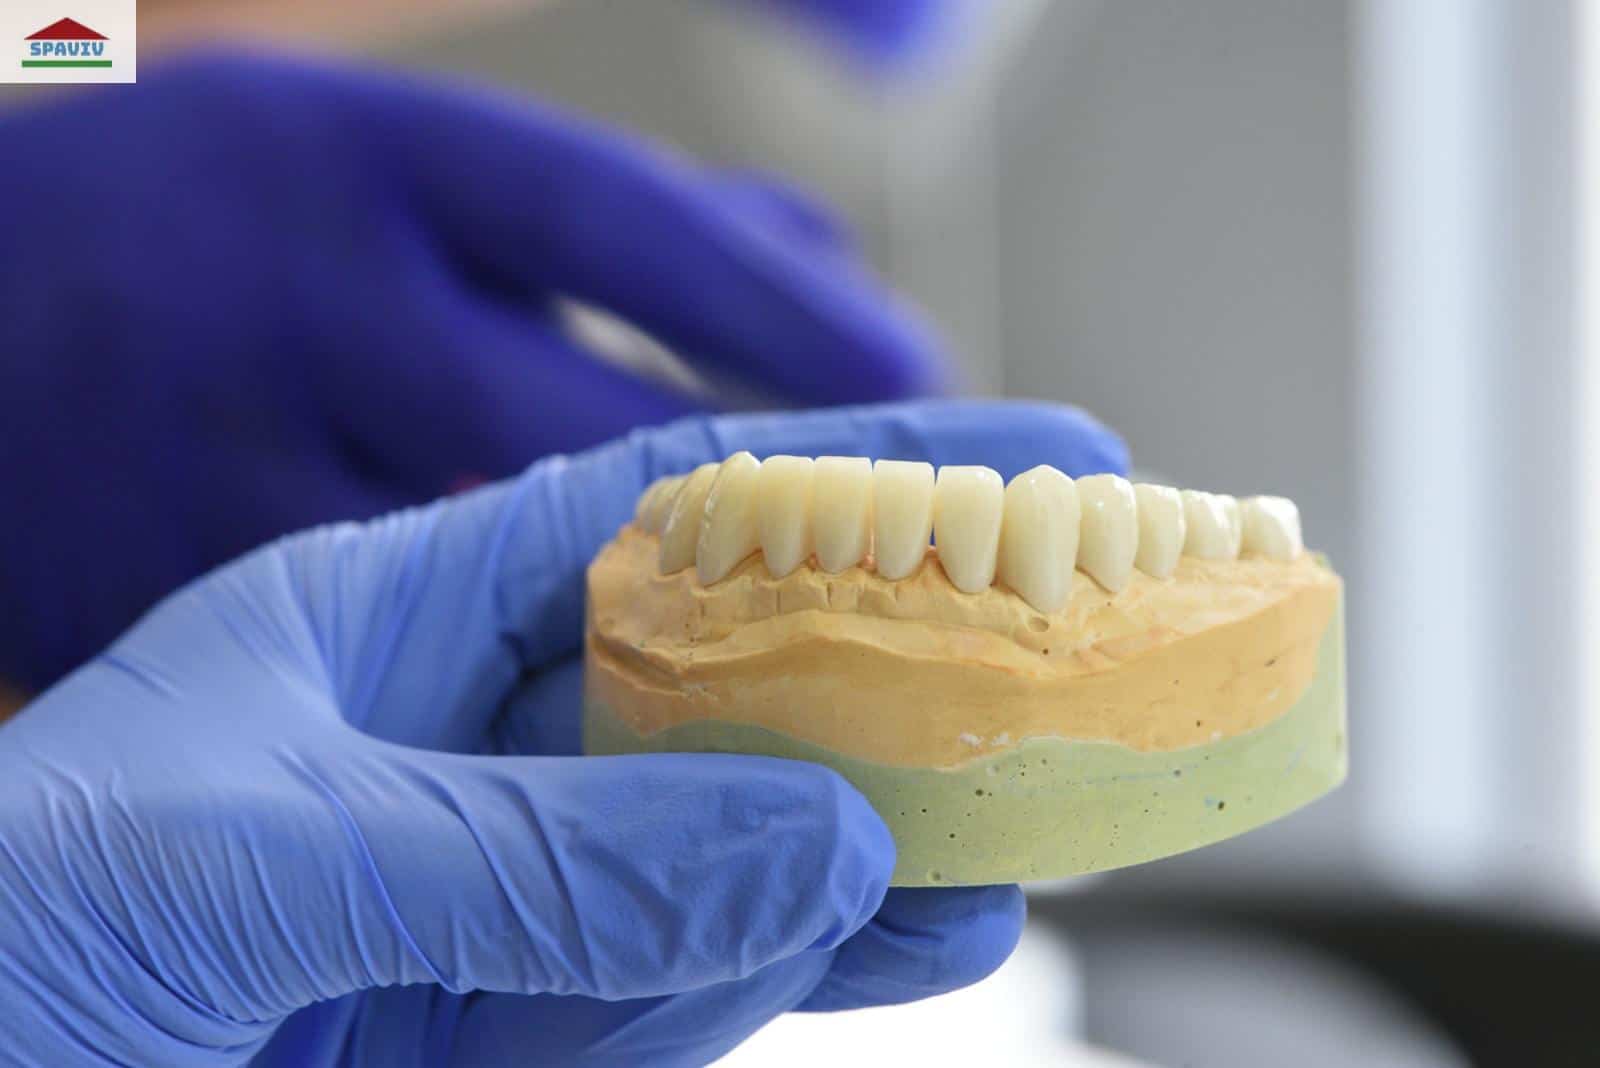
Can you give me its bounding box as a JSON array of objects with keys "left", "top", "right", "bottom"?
[
  {"left": 996, "top": 465, "right": 1079, "bottom": 613},
  {"left": 697, "top": 452, "right": 761, "bottom": 584},
  {"left": 1076, "top": 474, "right": 1138, "bottom": 592},
  {"left": 873, "top": 460, "right": 935, "bottom": 580},
  {"left": 659, "top": 463, "right": 719, "bottom": 573},
  {"left": 639, "top": 477, "right": 682, "bottom": 534},
  {"left": 934, "top": 466, "right": 1004, "bottom": 593},
  {"left": 756, "top": 456, "right": 815, "bottom": 577},
  {"left": 1182, "top": 490, "right": 1241, "bottom": 560},
  {"left": 813, "top": 456, "right": 873, "bottom": 572},
  {"left": 1133, "top": 483, "right": 1186, "bottom": 578},
  {"left": 1241, "top": 496, "right": 1304, "bottom": 560}
]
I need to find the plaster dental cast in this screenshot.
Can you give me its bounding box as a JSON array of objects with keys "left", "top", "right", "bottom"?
[{"left": 589, "top": 455, "right": 1345, "bottom": 885}]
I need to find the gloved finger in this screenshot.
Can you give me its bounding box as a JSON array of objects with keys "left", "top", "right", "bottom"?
[
  {"left": 743, "top": 0, "right": 973, "bottom": 68},
  {"left": 707, "top": 168, "right": 857, "bottom": 258},
  {"left": 799, "top": 885, "right": 1026, "bottom": 1010},
  {"left": 448, "top": 953, "right": 834, "bottom": 1067},
  {"left": 427, "top": 889, "right": 1023, "bottom": 1062},
  {"left": 365, "top": 68, "right": 949, "bottom": 403},
  {"left": 491, "top": 658, "right": 584, "bottom": 757},
  {"left": 326, "top": 301, "right": 708, "bottom": 498},
  {"left": 254, "top": 741, "right": 892, "bottom": 1008}
]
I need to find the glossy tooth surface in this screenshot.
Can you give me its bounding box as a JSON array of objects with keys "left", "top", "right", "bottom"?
[
  {"left": 640, "top": 477, "right": 683, "bottom": 534},
  {"left": 1132, "top": 483, "right": 1185, "bottom": 578},
  {"left": 813, "top": 456, "right": 874, "bottom": 572},
  {"left": 1241, "top": 495, "right": 1304, "bottom": 560},
  {"left": 756, "top": 456, "right": 815, "bottom": 577},
  {"left": 1220, "top": 495, "right": 1244, "bottom": 555},
  {"left": 658, "top": 462, "right": 720, "bottom": 573},
  {"left": 934, "top": 466, "right": 1004, "bottom": 593},
  {"left": 635, "top": 477, "right": 668, "bottom": 525},
  {"left": 996, "top": 465, "right": 1079, "bottom": 613},
  {"left": 1181, "top": 490, "right": 1241, "bottom": 560},
  {"left": 1076, "top": 474, "right": 1138, "bottom": 592},
  {"left": 872, "top": 460, "right": 935, "bottom": 580},
  {"left": 697, "top": 452, "right": 761, "bottom": 584}
]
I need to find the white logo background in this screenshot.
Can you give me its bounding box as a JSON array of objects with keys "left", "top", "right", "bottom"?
[{"left": 0, "top": 0, "right": 136, "bottom": 84}]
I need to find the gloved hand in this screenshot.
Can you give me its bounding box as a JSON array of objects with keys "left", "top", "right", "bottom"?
[
  {"left": 0, "top": 400, "right": 1126, "bottom": 1068},
  {"left": 745, "top": 0, "right": 973, "bottom": 66},
  {"left": 0, "top": 50, "right": 947, "bottom": 692}
]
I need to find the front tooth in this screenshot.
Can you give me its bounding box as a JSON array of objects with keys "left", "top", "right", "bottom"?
[
  {"left": 1076, "top": 474, "right": 1138, "bottom": 592},
  {"left": 1241, "top": 495, "right": 1304, "bottom": 560},
  {"left": 756, "top": 455, "right": 814, "bottom": 577},
  {"left": 996, "top": 465, "right": 1079, "bottom": 612},
  {"left": 697, "top": 452, "right": 761, "bottom": 584},
  {"left": 934, "top": 466, "right": 1004, "bottom": 593},
  {"left": 639, "top": 476, "right": 682, "bottom": 534},
  {"left": 658, "top": 462, "right": 720, "bottom": 573},
  {"left": 872, "top": 460, "right": 935, "bottom": 580},
  {"left": 813, "top": 456, "right": 873, "bottom": 572},
  {"left": 1132, "top": 483, "right": 1185, "bottom": 578},
  {"left": 1182, "top": 490, "right": 1241, "bottom": 559}
]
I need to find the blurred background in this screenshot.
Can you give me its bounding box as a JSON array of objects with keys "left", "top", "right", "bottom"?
[{"left": 40, "top": 0, "right": 1599, "bottom": 1064}]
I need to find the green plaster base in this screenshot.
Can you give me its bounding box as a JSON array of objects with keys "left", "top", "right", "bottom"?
[{"left": 586, "top": 600, "right": 1346, "bottom": 887}]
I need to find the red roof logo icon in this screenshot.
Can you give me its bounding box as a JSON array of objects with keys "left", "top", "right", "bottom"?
[{"left": 25, "top": 18, "right": 106, "bottom": 41}]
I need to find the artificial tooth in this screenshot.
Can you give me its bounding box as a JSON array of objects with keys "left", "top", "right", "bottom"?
[
  {"left": 996, "top": 465, "right": 1079, "bottom": 613},
  {"left": 1241, "top": 496, "right": 1304, "bottom": 560},
  {"left": 1076, "top": 474, "right": 1138, "bottom": 592},
  {"left": 934, "top": 466, "right": 1004, "bottom": 593},
  {"left": 1132, "top": 483, "right": 1185, "bottom": 579},
  {"left": 1220, "top": 495, "right": 1243, "bottom": 554},
  {"left": 639, "top": 476, "right": 682, "bottom": 534},
  {"left": 813, "top": 456, "right": 874, "bottom": 572},
  {"left": 872, "top": 460, "right": 935, "bottom": 580},
  {"left": 756, "top": 455, "right": 815, "bottom": 577},
  {"left": 697, "top": 452, "right": 762, "bottom": 584},
  {"left": 1181, "top": 490, "right": 1241, "bottom": 560},
  {"left": 658, "top": 462, "right": 720, "bottom": 573},
  {"left": 635, "top": 477, "right": 668, "bottom": 525}
]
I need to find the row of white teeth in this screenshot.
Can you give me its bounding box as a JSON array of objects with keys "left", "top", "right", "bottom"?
[{"left": 632, "top": 455, "right": 1304, "bottom": 614}]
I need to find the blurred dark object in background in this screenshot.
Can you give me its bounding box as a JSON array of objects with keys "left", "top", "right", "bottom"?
[{"left": 1036, "top": 889, "right": 1600, "bottom": 1068}]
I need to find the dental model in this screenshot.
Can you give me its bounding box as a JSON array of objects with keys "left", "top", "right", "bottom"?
[{"left": 590, "top": 456, "right": 1346, "bottom": 886}]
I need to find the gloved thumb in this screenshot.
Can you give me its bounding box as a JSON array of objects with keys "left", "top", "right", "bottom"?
[{"left": 243, "top": 736, "right": 894, "bottom": 1014}]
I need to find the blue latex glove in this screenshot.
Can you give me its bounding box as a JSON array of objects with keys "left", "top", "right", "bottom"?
[
  {"left": 0, "top": 400, "right": 1126, "bottom": 1068},
  {"left": 0, "top": 50, "right": 947, "bottom": 693},
  {"left": 744, "top": 0, "right": 976, "bottom": 67}
]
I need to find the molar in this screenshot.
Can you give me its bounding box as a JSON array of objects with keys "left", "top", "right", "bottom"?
[
  {"left": 996, "top": 465, "right": 1079, "bottom": 613},
  {"left": 873, "top": 460, "right": 935, "bottom": 580},
  {"left": 1241, "top": 495, "right": 1304, "bottom": 560},
  {"left": 1076, "top": 474, "right": 1138, "bottom": 592},
  {"left": 697, "top": 452, "right": 761, "bottom": 584},
  {"left": 1133, "top": 483, "right": 1185, "bottom": 579},
  {"left": 934, "top": 465, "right": 1004, "bottom": 593},
  {"left": 659, "top": 462, "right": 720, "bottom": 573},
  {"left": 756, "top": 455, "right": 815, "bottom": 578},
  {"left": 813, "top": 456, "right": 873, "bottom": 572}
]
